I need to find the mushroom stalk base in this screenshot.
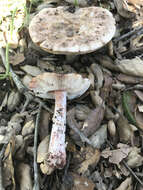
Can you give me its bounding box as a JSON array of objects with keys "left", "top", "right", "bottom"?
[{"left": 47, "top": 90, "right": 67, "bottom": 170}]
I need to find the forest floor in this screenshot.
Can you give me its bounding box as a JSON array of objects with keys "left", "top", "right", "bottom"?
[{"left": 0, "top": 0, "right": 143, "bottom": 189}]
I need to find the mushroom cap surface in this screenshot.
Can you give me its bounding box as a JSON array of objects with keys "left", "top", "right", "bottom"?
[
  {"left": 29, "top": 6, "right": 116, "bottom": 55},
  {"left": 29, "top": 72, "right": 90, "bottom": 99}
]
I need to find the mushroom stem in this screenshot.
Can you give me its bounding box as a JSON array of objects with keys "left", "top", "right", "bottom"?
[{"left": 47, "top": 90, "right": 67, "bottom": 169}]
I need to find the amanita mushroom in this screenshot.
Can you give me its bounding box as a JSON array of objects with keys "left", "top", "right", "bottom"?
[
  {"left": 29, "top": 72, "right": 90, "bottom": 170},
  {"left": 29, "top": 6, "right": 116, "bottom": 61}
]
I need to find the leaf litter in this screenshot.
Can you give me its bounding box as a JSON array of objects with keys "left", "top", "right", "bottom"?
[{"left": 0, "top": 0, "right": 143, "bottom": 189}]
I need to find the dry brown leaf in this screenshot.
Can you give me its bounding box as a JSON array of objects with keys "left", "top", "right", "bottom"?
[
  {"left": 101, "top": 146, "right": 131, "bottom": 165},
  {"left": 9, "top": 53, "right": 25, "bottom": 66},
  {"left": 116, "top": 57, "right": 143, "bottom": 77},
  {"left": 75, "top": 105, "right": 91, "bottom": 121},
  {"left": 117, "top": 74, "right": 143, "bottom": 84},
  {"left": 82, "top": 106, "right": 105, "bottom": 137},
  {"left": 77, "top": 148, "right": 100, "bottom": 175},
  {"left": 37, "top": 136, "right": 50, "bottom": 163},
  {"left": 117, "top": 116, "right": 134, "bottom": 143},
  {"left": 20, "top": 65, "right": 42, "bottom": 76},
  {"left": 16, "top": 163, "right": 33, "bottom": 190},
  {"left": 71, "top": 173, "right": 95, "bottom": 190},
  {"left": 67, "top": 108, "right": 83, "bottom": 146},
  {"left": 126, "top": 147, "right": 143, "bottom": 168},
  {"left": 7, "top": 90, "right": 21, "bottom": 111},
  {"left": 100, "top": 73, "right": 113, "bottom": 101},
  {"left": 127, "top": 0, "right": 143, "bottom": 6},
  {"left": 114, "top": 0, "right": 135, "bottom": 18},
  {"left": 134, "top": 90, "right": 143, "bottom": 102},
  {"left": 22, "top": 75, "right": 33, "bottom": 89},
  {"left": 22, "top": 120, "right": 35, "bottom": 137},
  {"left": 90, "top": 63, "right": 104, "bottom": 91},
  {"left": 115, "top": 177, "right": 133, "bottom": 190},
  {"left": 108, "top": 120, "right": 116, "bottom": 138},
  {"left": 89, "top": 124, "right": 107, "bottom": 149},
  {"left": 3, "top": 138, "right": 16, "bottom": 190}
]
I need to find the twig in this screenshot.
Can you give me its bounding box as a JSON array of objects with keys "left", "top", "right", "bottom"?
[
  {"left": 114, "top": 27, "right": 143, "bottom": 43},
  {"left": 33, "top": 103, "right": 42, "bottom": 190},
  {"left": 106, "top": 140, "right": 143, "bottom": 187}
]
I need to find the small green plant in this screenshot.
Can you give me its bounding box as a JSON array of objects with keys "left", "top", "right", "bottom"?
[
  {"left": 10, "top": 7, "right": 17, "bottom": 39},
  {"left": 74, "top": 0, "right": 79, "bottom": 7}
]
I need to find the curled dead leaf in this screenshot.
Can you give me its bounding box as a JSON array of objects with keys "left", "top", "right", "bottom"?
[
  {"left": 82, "top": 106, "right": 105, "bottom": 137},
  {"left": 77, "top": 148, "right": 100, "bottom": 175}
]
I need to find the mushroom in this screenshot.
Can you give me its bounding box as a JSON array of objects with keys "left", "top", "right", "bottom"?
[
  {"left": 29, "top": 6, "right": 116, "bottom": 62},
  {"left": 29, "top": 72, "right": 90, "bottom": 171}
]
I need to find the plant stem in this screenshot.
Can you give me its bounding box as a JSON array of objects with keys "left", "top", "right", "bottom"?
[
  {"left": 10, "top": 7, "right": 17, "bottom": 39},
  {"left": 47, "top": 91, "right": 67, "bottom": 169}
]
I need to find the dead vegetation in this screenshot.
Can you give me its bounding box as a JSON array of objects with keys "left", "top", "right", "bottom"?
[{"left": 0, "top": 0, "right": 143, "bottom": 189}]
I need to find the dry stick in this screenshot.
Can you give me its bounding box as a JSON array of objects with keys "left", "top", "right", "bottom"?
[
  {"left": 0, "top": 47, "right": 53, "bottom": 114},
  {"left": 33, "top": 103, "right": 42, "bottom": 190},
  {"left": 106, "top": 140, "right": 143, "bottom": 187},
  {"left": 114, "top": 27, "right": 143, "bottom": 43}
]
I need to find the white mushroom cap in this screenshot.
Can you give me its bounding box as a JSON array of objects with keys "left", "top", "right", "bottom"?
[
  {"left": 29, "top": 6, "right": 116, "bottom": 55},
  {"left": 29, "top": 72, "right": 90, "bottom": 99}
]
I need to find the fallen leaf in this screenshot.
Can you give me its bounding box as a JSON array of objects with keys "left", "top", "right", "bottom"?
[
  {"left": 89, "top": 124, "right": 107, "bottom": 149},
  {"left": 115, "top": 177, "right": 132, "bottom": 190},
  {"left": 22, "top": 120, "right": 35, "bottom": 137},
  {"left": 7, "top": 90, "right": 21, "bottom": 111},
  {"left": 75, "top": 104, "right": 91, "bottom": 121},
  {"left": 3, "top": 138, "right": 15, "bottom": 189},
  {"left": 9, "top": 53, "right": 25, "bottom": 66},
  {"left": 117, "top": 116, "right": 134, "bottom": 143},
  {"left": 116, "top": 57, "right": 143, "bottom": 77},
  {"left": 20, "top": 65, "right": 42, "bottom": 76},
  {"left": 114, "top": 0, "right": 135, "bottom": 18},
  {"left": 101, "top": 145, "right": 131, "bottom": 165},
  {"left": 108, "top": 120, "right": 116, "bottom": 138},
  {"left": 126, "top": 147, "right": 143, "bottom": 168},
  {"left": 71, "top": 173, "right": 95, "bottom": 190},
  {"left": 134, "top": 90, "right": 143, "bottom": 102},
  {"left": 117, "top": 74, "right": 143, "bottom": 84},
  {"left": 128, "top": 0, "right": 143, "bottom": 6},
  {"left": 100, "top": 73, "right": 113, "bottom": 101},
  {"left": 82, "top": 106, "right": 105, "bottom": 137},
  {"left": 77, "top": 147, "right": 100, "bottom": 175},
  {"left": 37, "top": 136, "right": 50, "bottom": 163},
  {"left": 16, "top": 163, "right": 33, "bottom": 190}
]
